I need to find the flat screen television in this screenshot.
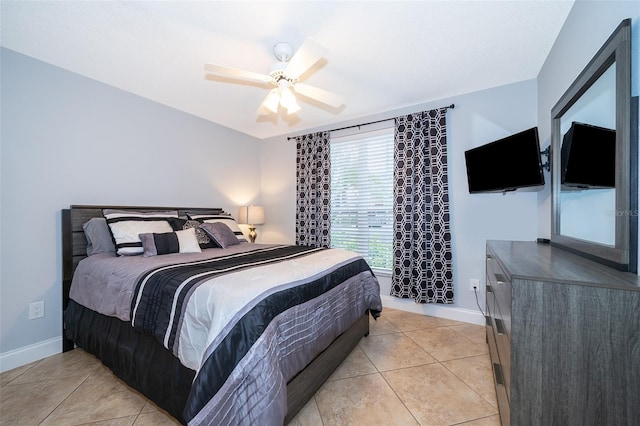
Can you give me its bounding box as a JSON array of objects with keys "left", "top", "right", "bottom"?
[
  {"left": 464, "top": 127, "right": 545, "bottom": 193},
  {"left": 561, "top": 121, "right": 616, "bottom": 189}
]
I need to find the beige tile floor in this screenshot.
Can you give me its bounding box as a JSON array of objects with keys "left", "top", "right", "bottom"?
[{"left": 0, "top": 309, "right": 499, "bottom": 425}]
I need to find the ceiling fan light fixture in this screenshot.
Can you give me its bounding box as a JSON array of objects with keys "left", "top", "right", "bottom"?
[
  {"left": 279, "top": 86, "right": 300, "bottom": 114},
  {"left": 262, "top": 89, "right": 280, "bottom": 113},
  {"left": 286, "top": 100, "right": 301, "bottom": 115}
]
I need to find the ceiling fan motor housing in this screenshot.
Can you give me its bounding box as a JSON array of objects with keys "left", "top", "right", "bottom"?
[
  {"left": 272, "top": 42, "right": 294, "bottom": 62},
  {"left": 269, "top": 69, "right": 296, "bottom": 86}
]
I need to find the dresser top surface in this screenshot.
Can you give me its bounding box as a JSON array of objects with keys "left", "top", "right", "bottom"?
[{"left": 487, "top": 240, "right": 640, "bottom": 291}]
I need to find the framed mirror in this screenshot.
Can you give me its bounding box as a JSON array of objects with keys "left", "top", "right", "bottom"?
[{"left": 551, "top": 18, "right": 636, "bottom": 271}]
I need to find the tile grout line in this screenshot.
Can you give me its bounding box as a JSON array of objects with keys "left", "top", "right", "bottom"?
[
  {"left": 365, "top": 325, "right": 424, "bottom": 425},
  {"left": 378, "top": 370, "right": 422, "bottom": 425},
  {"left": 370, "top": 319, "right": 450, "bottom": 426},
  {"left": 132, "top": 396, "right": 148, "bottom": 425},
  {"left": 439, "top": 358, "right": 500, "bottom": 412},
  {"left": 1, "top": 357, "right": 40, "bottom": 387},
  {"left": 37, "top": 372, "right": 93, "bottom": 425},
  {"left": 406, "top": 323, "right": 498, "bottom": 411},
  {"left": 449, "top": 412, "right": 500, "bottom": 425},
  {"left": 373, "top": 315, "right": 494, "bottom": 426}
]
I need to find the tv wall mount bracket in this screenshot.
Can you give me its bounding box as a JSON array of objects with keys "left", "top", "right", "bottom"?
[{"left": 540, "top": 146, "right": 551, "bottom": 172}]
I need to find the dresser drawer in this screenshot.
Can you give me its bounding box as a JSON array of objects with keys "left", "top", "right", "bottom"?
[
  {"left": 487, "top": 252, "right": 512, "bottom": 406},
  {"left": 489, "top": 329, "right": 510, "bottom": 426},
  {"left": 492, "top": 302, "right": 511, "bottom": 401},
  {"left": 486, "top": 284, "right": 498, "bottom": 360},
  {"left": 486, "top": 254, "right": 512, "bottom": 338},
  {"left": 493, "top": 362, "right": 511, "bottom": 426}
]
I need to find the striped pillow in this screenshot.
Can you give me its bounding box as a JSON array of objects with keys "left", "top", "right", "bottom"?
[
  {"left": 186, "top": 213, "right": 248, "bottom": 243},
  {"left": 103, "top": 209, "right": 178, "bottom": 256},
  {"left": 139, "top": 228, "right": 202, "bottom": 257}
]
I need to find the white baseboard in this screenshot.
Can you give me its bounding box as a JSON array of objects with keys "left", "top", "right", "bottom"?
[
  {"left": 380, "top": 295, "right": 486, "bottom": 325},
  {"left": 0, "top": 336, "right": 62, "bottom": 373}
]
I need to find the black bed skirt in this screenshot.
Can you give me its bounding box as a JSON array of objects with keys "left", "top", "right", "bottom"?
[{"left": 64, "top": 300, "right": 194, "bottom": 424}]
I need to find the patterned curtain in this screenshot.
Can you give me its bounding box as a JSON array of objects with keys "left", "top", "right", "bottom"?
[
  {"left": 295, "top": 131, "right": 331, "bottom": 248},
  {"left": 391, "top": 108, "right": 453, "bottom": 303}
]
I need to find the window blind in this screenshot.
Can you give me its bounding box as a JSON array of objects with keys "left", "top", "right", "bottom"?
[{"left": 330, "top": 127, "right": 394, "bottom": 271}]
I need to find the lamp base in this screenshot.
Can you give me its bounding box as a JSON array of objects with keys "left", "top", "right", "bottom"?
[{"left": 248, "top": 226, "right": 257, "bottom": 243}]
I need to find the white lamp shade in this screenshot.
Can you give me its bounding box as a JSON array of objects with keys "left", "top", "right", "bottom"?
[
  {"left": 262, "top": 89, "right": 280, "bottom": 113},
  {"left": 238, "top": 205, "right": 265, "bottom": 225},
  {"left": 285, "top": 100, "right": 301, "bottom": 114},
  {"left": 279, "top": 87, "right": 300, "bottom": 114}
]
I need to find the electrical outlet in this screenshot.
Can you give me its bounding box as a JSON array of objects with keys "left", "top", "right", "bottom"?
[
  {"left": 29, "top": 301, "right": 44, "bottom": 319},
  {"left": 469, "top": 278, "right": 480, "bottom": 292}
]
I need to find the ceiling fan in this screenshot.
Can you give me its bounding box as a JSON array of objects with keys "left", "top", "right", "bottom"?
[{"left": 204, "top": 38, "right": 343, "bottom": 115}]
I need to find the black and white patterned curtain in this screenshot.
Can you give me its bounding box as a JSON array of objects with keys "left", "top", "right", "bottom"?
[
  {"left": 295, "top": 131, "right": 331, "bottom": 248},
  {"left": 391, "top": 108, "right": 453, "bottom": 303}
]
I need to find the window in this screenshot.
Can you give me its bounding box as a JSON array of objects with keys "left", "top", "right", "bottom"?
[{"left": 330, "top": 127, "right": 394, "bottom": 272}]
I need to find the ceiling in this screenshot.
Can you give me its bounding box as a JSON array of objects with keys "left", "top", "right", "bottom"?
[{"left": 1, "top": 1, "right": 575, "bottom": 140}]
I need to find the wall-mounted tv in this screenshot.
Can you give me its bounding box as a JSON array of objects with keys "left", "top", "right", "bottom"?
[
  {"left": 561, "top": 121, "right": 616, "bottom": 189},
  {"left": 464, "top": 127, "right": 545, "bottom": 193}
]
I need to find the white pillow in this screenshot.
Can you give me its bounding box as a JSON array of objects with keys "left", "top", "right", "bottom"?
[
  {"left": 175, "top": 228, "right": 202, "bottom": 253},
  {"left": 103, "top": 209, "right": 178, "bottom": 256}
]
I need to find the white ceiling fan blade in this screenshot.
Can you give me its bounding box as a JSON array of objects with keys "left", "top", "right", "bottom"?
[
  {"left": 285, "top": 38, "right": 327, "bottom": 79},
  {"left": 204, "top": 63, "right": 272, "bottom": 84},
  {"left": 294, "top": 82, "right": 343, "bottom": 108}
]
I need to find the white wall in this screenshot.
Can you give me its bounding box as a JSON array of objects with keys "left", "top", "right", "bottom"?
[
  {"left": 259, "top": 135, "right": 296, "bottom": 245},
  {"left": 537, "top": 0, "right": 640, "bottom": 239},
  {"left": 260, "top": 79, "right": 540, "bottom": 324},
  {"left": 7, "top": 0, "right": 637, "bottom": 371},
  {"left": 0, "top": 48, "right": 262, "bottom": 370}
]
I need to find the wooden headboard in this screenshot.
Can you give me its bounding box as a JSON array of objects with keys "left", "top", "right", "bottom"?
[{"left": 61, "top": 204, "right": 224, "bottom": 351}]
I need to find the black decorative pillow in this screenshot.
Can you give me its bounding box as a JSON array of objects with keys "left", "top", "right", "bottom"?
[
  {"left": 200, "top": 222, "right": 241, "bottom": 249},
  {"left": 186, "top": 213, "right": 248, "bottom": 243},
  {"left": 168, "top": 218, "right": 216, "bottom": 249},
  {"left": 103, "top": 209, "right": 178, "bottom": 256},
  {"left": 138, "top": 228, "right": 202, "bottom": 257},
  {"left": 83, "top": 217, "right": 116, "bottom": 256}
]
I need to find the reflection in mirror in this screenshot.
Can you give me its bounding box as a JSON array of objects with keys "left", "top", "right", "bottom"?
[
  {"left": 559, "top": 63, "right": 615, "bottom": 246},
  {"left": 550, "top": 18, "right": 634, "bottom": 271}
]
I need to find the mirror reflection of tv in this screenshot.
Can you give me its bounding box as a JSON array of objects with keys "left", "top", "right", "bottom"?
[
  {"left": 464, "top": 127, "right": 545, "bottom": 193},
  {"left": 561, "top": 121, "right": 616, "bottom": 189}
]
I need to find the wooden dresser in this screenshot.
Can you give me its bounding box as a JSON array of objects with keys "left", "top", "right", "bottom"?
[{"left": 486, "top": 240, "right": 640, "bottom": 426}]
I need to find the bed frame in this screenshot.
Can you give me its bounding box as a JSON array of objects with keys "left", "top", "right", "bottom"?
[{"left": 61, "top": 205, "right": 369, "bottom": 424}]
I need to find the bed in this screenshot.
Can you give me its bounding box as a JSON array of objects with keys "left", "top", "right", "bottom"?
[{"left": 61, "top": 205, "right": 382, "bottom": 425}]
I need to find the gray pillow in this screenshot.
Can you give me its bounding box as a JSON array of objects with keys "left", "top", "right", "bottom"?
[
  {"left": 200, "top": 222, "right": 241, "bottom": 249},
  {"left": 186, "top": 213, "right": 249, "bottom": 243},
  {"left": 83, "top": 217, "right": 116, "bottom": 256}
]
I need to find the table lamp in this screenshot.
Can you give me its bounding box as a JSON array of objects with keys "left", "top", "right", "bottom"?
[{"left": 238, "top": 205, "right": 265, "bottom": 243}]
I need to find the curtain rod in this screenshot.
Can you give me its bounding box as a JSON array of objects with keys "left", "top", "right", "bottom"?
[{"left": 286, "top": 103, "right": 455, "bottom": 140}]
